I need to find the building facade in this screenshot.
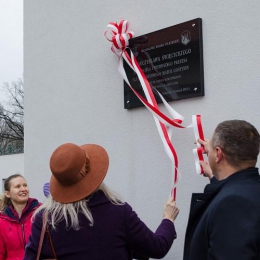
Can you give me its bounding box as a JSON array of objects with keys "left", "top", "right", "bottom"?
[{"left": 24, "top": 1, "right": 260, "bottom": 259}]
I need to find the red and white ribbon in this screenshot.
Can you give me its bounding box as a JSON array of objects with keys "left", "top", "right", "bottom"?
[
  {"left": 104, "top": 19, "right": 134, "bottom": 56},
  {"left": 105, "top": 19, "right": 206, "bottom": 199},
  {"left": 192, "top": 115, "right": 206, "bottom": 174}
]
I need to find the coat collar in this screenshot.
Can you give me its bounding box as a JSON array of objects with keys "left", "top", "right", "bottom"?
[
  {"left": 204, "top": 167, "right": 259, "bottom": 194},
  {"left": 2, "top": 198, "right": 40, "bottom": 222},
  {"left": 87, "top": 190, "right": 111, "bottom": 207}
]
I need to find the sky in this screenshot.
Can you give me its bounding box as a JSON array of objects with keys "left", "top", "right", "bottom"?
[{"left": 0, "top": 0, "right": 23, "bottom": 102}]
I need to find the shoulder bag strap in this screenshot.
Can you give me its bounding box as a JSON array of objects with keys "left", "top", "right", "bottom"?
[
  {"left": 45, "top": 223, "right": 58, "bottom": 259},
  {"left": 36, "top": 212, "right": 48, "bottom": 260}
]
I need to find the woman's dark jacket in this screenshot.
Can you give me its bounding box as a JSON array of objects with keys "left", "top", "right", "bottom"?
[
  {"left": 183, "top": 167, "right": 260, "bottom": 260},
  {"left": 24, "top": 190, "right": 176, "bottom": 260}
]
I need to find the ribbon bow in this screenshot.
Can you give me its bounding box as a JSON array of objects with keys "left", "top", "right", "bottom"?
[{"left": 104, "top": 19, "right": 134, "bottom": 56}]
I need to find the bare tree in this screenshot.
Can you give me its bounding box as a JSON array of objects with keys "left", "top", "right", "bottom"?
[{"left": 0, "top": 79, "right": 24, "bottom": 155}]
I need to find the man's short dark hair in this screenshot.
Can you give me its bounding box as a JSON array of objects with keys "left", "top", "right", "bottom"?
[{"left": 212, "top": 120, "right": 260, "bottom": 167}]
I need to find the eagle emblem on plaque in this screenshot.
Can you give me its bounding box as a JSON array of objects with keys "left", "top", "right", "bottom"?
[{"left": 181, "top": 30, "right": 191, "bottom": 46}]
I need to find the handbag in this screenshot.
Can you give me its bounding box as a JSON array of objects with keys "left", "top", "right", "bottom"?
[{"left": 36, "top": 213, "right": 58, "bottom": 260}]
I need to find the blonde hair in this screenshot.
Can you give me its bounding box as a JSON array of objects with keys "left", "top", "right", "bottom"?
[{"left": 33, "top": 183, "right": 123, "bottom": 230}]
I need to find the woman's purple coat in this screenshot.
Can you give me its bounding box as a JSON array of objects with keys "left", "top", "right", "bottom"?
[{"left": 24, "top": 190, "right": 177, "bottom": 260}]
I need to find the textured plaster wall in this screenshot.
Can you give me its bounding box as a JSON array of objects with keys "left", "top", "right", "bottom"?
[{"left": 24, "top": 1, "right": 260, "bottom": 259}]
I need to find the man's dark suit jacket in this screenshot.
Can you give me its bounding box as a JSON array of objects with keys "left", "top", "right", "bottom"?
[{"left": 184, "top": 167, "right": 260, "bottom": 260}]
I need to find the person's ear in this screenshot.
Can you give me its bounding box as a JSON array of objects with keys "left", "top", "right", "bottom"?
[
  {"left": 5, "top": 191, "right": 10, "bottom": 198},
  {"left": 215, "top": 147, "right": 224, "bottom": 162}
]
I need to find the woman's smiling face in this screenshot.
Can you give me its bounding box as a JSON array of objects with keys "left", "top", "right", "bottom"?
[{"left": 5, "top": 176, "right": 29, "bottom": 205}]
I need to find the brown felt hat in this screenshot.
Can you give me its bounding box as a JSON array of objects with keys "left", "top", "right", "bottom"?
[{"left": 49, "top": 143, "right": 109, "bottom": 203}]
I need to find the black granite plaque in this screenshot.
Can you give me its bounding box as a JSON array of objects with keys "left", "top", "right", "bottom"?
[{"left": 124, "top": 18, "right": 204, "bottom": 109}]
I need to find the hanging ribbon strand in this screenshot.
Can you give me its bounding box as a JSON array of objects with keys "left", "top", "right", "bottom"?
[{"left": 104, "top": 18, "right": 206, "bottom": 200}]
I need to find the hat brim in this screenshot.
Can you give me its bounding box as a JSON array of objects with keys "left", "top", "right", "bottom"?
[{"left": 50, "top": 144, "right": 109, "bottom": 203}]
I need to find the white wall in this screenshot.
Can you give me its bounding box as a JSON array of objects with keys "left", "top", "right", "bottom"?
[
  {"left": 0, "top": 153, "right": 24, "bottom": 192},
  {"left": 24, "top": 1, "right": 260, "bottom": 259}
]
